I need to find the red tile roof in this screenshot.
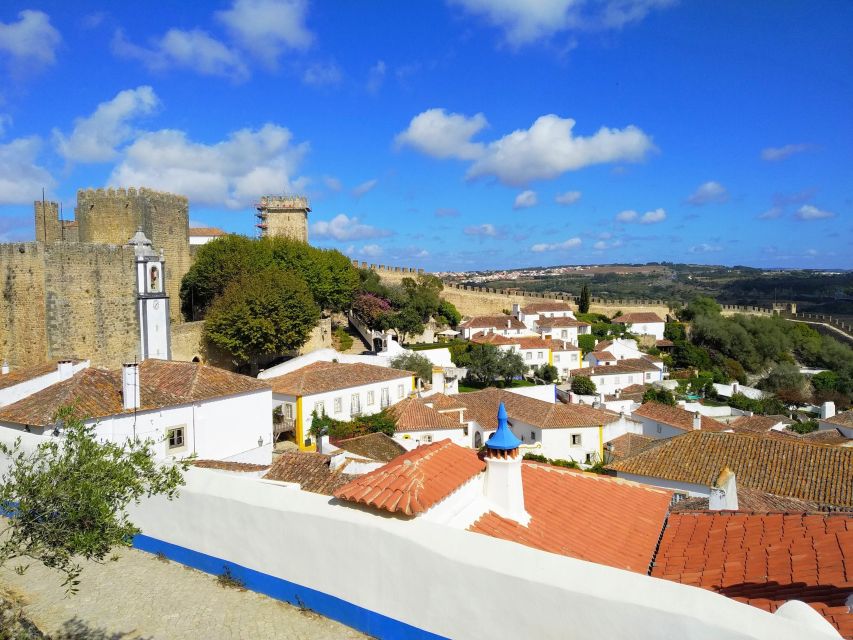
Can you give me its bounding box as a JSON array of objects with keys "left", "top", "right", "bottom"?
[
  {"left": 188, "top": 227, "right": 226, "bottom": 237},
  {"left": 824, "top": 410, "right": 853, "bottom": 428},
  {"left": 459, "top": 315, "right": 526, "bottom": 330},
  {"left": 424, "top": 392, "right": 467, "bottom": 411},
  {"left": 470, "top": 464, "right": 672, "bottom": 573},
  {"left": 535, "top": 317, "right": 589, "bottom": 328},
  {"left": 0, "top": 360, "right": 268, "bottom": 426},
  {"left": 606, "top": 432, "right": 658, "bottom": 462},
  {"left": 520, "top": 302, "right": 574, "bottom": 314},
  {"left": 670, "top": 487, "right": 843, "bottom": 513},
  {"left": 729, "top": 415, "right": 791, "bottom": 434},
  {"left": 268, "top": 361, "right": 414, "bottom": 396},
  {"left": 469, "top": 331, "right": 515, "bottom": 346},
  {"left": 633, "top": 401, "right": 727, "bottom": 432},
  {"left": 802, "top": 428, "right": 852, "bottom": 446},
  {"left": 0, "top": 359, "right": 83, "bottom": 391},
  {"left": 264, "top": 451, "right": 354, "bottom": 495},
  {"left": 569, "top": 361, "right": 659, "bottom": 377},
  {"left": 334, "top": 432, "right": 407, "bottom": 462},
  {"left": 652, "top": 512, "right": 853, "bottom": 638},
  {"left": 506, "top": 336, "right": 551, "bottom": 350},
  {"left": 193, "top": 460, "right": 270, "bottom": 472},
  {"left": 334, "top": 439, "right": 485, "bottom": 515},
  {"left": 388, "top": 397, "right": 463, "bottom": 432},
  {"left": 548, "top": 340, "right": 580, "bottom": 352},
  {"left": 587, "top": 351, "right": 616, "bottom": 361},
  {"left": 613, "top": 312, "right": 665, "bottom": 324}
]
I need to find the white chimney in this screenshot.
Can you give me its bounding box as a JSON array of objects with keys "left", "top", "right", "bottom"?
[
  {"left": 483, "top": 403, "right": 530, "bottom": 526},
  {"left": 122, "top": 363, "right": 141, "bottom": 411},
  {"left": 709, "top": 467, "right": 739, "bottom": 511},
  {"left": 506, "top": 319, "right": 511, "bottom": 329},
  {"left": 692, "top": 411, "right": 702, "bottom": 430},
  {"left": 820, "top": 401, "right": 836, "bottom": 420},
  {"left": 57, "top": 359, "right": 73, "bottom": 381},
  {"left": 318, "top": 434, "right": 330, "bottom": 454},
  {"left": 432, "top": 367, "right": 445, "bottom": 393},
  {"left": 1, "top": 361, "right": 8, "bottom": 375}
]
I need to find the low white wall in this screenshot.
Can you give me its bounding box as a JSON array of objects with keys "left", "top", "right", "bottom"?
[
  {"left": 505, "top": 384, "right": 556, "bottom": 403},
  {"left": 393, "top": 428, "right": 467, "bottom": 451},
  {"left": 678, "top": 402, "right": 744, "bottom": 418}
]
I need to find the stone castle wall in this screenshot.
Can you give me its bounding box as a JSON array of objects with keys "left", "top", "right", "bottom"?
[
  {"left": 0, "top": 243, "right": 48, "bottom": 368},
  {"left": 265, "top": 210, "right": 309, "bottom": 243}
]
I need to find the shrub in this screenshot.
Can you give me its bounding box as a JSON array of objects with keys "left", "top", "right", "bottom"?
[
  {"left": 789, "top": 419, "right": 818, "bottom": 434},
  {"left": 390, "top": 352, "right": 433, "bottom": 384},
  {"left": 333, "top": 326, "right": 353, "bottom": 352},
  {"left": 523, "top": 453, "right": 579, "bottom": 469},
  {"left": 643, "top": 388, "right": 676, "bottom": 406},
  {"left": 577, "top": 334, "right": 596, "bottom": 354},
  {"left": 571, "top": 376, "right": 597, "bottom": 395}
]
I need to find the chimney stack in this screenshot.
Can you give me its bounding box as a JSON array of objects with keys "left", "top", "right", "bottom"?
[
  {"left": 122, "top": 363, "right": 141, "bottom": 411},
  {"left": 57, "top": 359, "right": 73, "bottom": 381},
  {"left": 820, "top": 401, "right": 836, "bottom": 420},
  {"left": 483, "top": 402, "right": 530, "bottom": 526},
  {"left": 1, "top": 361, "right": 8, "bottom": 375},
  {"left": 709, "top": 466, "right": 739, "bottom": 511},
  {"left": 692, "top": 411, "right": 702, "bottom": 430}
]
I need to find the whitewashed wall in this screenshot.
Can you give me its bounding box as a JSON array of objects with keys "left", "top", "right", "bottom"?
[
  {"left": 625, "top": 322, "right": 665, "bottom": 340},
  {"left": 504, "top": 384, "right": 556, "bottom": 403},
  {"left": 0, "top": 361, "right": 90, "bottom": 407},
  {"left": 393, "top": 428, "right": 468, "bottom": 451},
  {"left": 614, "top": 471, "right": 710, "bottom": 500},
  {"left": 634, "top": 415, "right": 687, "bottom": 440},
  {"left": 585, "top": 370, "right": 657, "bottom": 396}
]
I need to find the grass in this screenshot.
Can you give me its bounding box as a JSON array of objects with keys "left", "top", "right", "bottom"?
[
  {"left": 216, "top": 566, "right": 245, "bottom": 590},
  {"left": 332, "top": 326, "right": 353, "bottom": 351}
]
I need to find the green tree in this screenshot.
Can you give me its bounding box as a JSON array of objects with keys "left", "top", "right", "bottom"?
[
  {"left": 679, "top": 296, "right": 721, "bottom": 321},
  {"left": 789, "top": 419, "right": 819, "bottom": 435},
  {"left": 462, "top": 344, "right": 505, "bottom": 386},
  {"left": 436, "top": 299, "right": 462, "bottom": 327},
  {"left": 0, "top": 409, "right": 187, "bottom": 592},
  {"left": 571, "top": 375, "right": 597, "bottom": 395},
  {"left": 535, "top": 364, "right": 559, "bottom": 384},
  {"left": 811, "top": 370, "right": 839, "bottom": 393},
  {"left": 388, "top": 306, "right": 425, "bottom": 344},
  {"left": 498, "top": 350, "right": 527, "bottom": 383},
  {"left": 642, "top": 388, "right": 676, "bottom": 405},
  {"left": 390, "top": 352, "right": 433, "bottom": 384},
  {"left": 578, "top": 284, "right": 591, "bottom": 314},
  {"left": 204, "top": 267, "right": 320, "bottom": 371},
  {"left": 578, "top": 334, "right": 596, "bottom": 354},
  {"left": 759, "top": 362, "right": 809, "bottom": 404},
  {"left": 664, "top": 322, "right": 687, "bottom": 342}
]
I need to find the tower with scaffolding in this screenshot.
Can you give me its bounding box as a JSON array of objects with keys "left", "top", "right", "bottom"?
[{"left": 255, "top": 195, "right": 310, "bottom": 243}]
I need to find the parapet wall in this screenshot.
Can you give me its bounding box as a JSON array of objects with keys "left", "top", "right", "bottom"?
[{"left": 0, "top": 243, "right": 48, "bottom": 367}]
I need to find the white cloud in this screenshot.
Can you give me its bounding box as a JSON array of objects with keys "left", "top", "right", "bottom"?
[
  {"left": 689, "top": 243, "right": 722, "bottom": 254},
  {"left": 449, "top": 0, "right": 674, "bottom": 46},
  {"left": 53, "top": 86, "right": 160, "bottom": 163},
  {"left": 758, "top": 206, "right": 783, "bottom": 220},
  {"left": 367, "top": 60, "right": 386, "bottom": 93},
  {"left": 217, "top": 0, "right": 313, "bottom": 67},
  {"left": 352, "top": 178, "right": 378, "bottom": 198},
  {"left": 0, "top": 136, "right": 55, "bottom": 205},
  {"left": 616, "top": 209, "right": 637, "bottom": 222},
  {"left": 513, "top": 190, "right": 537, "bottom": 209},
  {"left": 593, "top": 238, "right": 622, "bottom": 250},
  {"left": 467, "top": 114, "right": 655, "bottom": 185},
  {"left": 531, "top": 236, "right": 582, "bottom": 252},
  {"left": 0, "top": 10, "right": 61, "bottom": 69},
  {"left": 112, "top": 28, "right": 249, "bottom": 80},
  {"left": 358, "top": 243, "right": 383, "bottom": 257},
  {"left": 323, "top": 176, "right": 342, "bottom": 191},
  {"left": 639, "top": 208, "right": 666, "bottom": 224},
  {"left": 464, "top": 223, "right": 498, "bottom": 237},
  {"left": 395, "top": 108, "right": 488, "bottom": 160},
  {"left": 303, "top": 61, "right": 342, "bottom": 86},
  {"left": 555, "top": 190, "right": 581, "bottom": 205},
  {"left": 310, "top": 214, "right": 391, "bottom": 241},
  {"left": 795, "top": 205, "right": 835, "bottom": 220},
  {"left": 761, "top": 143, "right": 815, "bottom": 162},
  {"left": 686, "top": 180, "right": 728, "bottom": 206},
  {"left": 109, "top": 123, "right": 308, "bottom": 209}
]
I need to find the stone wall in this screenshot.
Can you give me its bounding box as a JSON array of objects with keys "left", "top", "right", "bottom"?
[
  {"left": 76, "top": 187, "right": 191, "bottom": 323},
  {"left": 0, "top": 243, "right": 48, "bottom": 367},
  {"left": 43, "top": 243, "right": 139, "bottom": 367}
]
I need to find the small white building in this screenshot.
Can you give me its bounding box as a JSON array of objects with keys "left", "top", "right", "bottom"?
[
  {"left": 458, "top": 315, "right": 530, "bottom": 339},
  {"left": 568, "top": 359, "right": 662, "bottom": 396},
  {"left": 584, "top": 351, "right": 618, "bottom": 367},
  {"left": 712, "top": 381, "right": 766, "bottom": 401},
  {"left": 632, "top": 401, "right": 727, "bottom": 439},
  {"left": 388, "top": 395, "right": 469, "bottom": 450},
  {"left": 550, "top": 340, "right": 582, "bottom": 380},
  {"left": 188, "top": 226, "right": 227, "bottom": 245},
  {"left": 612, "top": 313, "right": 666, "bottom": 341},
  {"left": 0, "top": 359, "right": 90, "bottom": 407},
  {"left": 511, "top": 301, "right": 576, "bottom": 331},
  {"left": 0, "top": 359, "right": 272, "bottom": 462},
  {"left": 532, "top": 317, "right": 591, "bottom": 346},
  {"left": 267, "top": 361, "right": 415, "bottom": 451}
]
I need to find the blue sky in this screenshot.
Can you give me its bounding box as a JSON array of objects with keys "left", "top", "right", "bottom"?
[{"left": 0, "top": 1, "right": 850, "bottom": 270}]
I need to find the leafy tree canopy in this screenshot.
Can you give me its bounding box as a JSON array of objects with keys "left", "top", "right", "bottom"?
[
  {"left": 571, "top": 375, "right": 597, "bottom": 395},
  {"left": 390, "top": 352, "right": 433, "bottom": 383},
  {"left": 643, "top": 387, "right": 676, "bottom": 405},
  {"left": 578, "top": 284, "right": 591, "bottom": 314}
]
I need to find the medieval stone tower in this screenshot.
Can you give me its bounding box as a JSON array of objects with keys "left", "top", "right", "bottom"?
[{"left": 255, "top": 195, "right": 310, "bottom": 242}]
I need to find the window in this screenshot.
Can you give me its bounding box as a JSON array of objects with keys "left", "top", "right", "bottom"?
[
  {"left": 167, "top": 427, "right": 184, "bottom": 449},
  {"left": 537, "top": 351, "right": 543, "bottom": 359},
  {"left": 585, "top": 453, "right": 594, "bottom": 464},
  {"left": 334, "top": 397, "right": 342, "bottom": 414},
  {"left": 530, "top": 431, "right": 535, "bottom": 440},
  {"left": 646, "top": 372, "right": 652, "bottom": 380},
  {"left": 367, "top": 390, "right": 375, "bottom": 405},
  {"left": 670, "top": 492, "right": 688, "bottom": 506},
  {"left": 315, "top": 401, "right": 325, "bottom": 416},
  {"left": 614, "top": 376, "right": 620, "bottom": 384},
  {"left": 351, "top": 393, "right": 361, "bottom": 414},
  {"left": 525, "top": 352, "right": 532, "bottom": 361},
  {"left": 422, "top": 434, "right": 433, "bottom": 444},
  {"left": 571, "top": 434, "right": 581, "bottom": 446},
  {"left": 398, "top": 384, "right": 405, "bottom": 399},
  {"left": 283, "top": 403, "right": 294, "bottom": 419},
  {"left": 381, "top": 387, "right": 390, "bottom": 408},
  {"left": 554, "top": 354, "right": 560, "bottom": 362},
  {"left": 561, "top": 330, "right": 568, "bottom": 338}
]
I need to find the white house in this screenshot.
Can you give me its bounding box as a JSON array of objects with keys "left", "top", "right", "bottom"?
[
  {"left": 632, "top": 401, "right": 727, "bottom": 439},
  {"left": 267, "top": 361, "right": 415, "bottom": 451},
  {"left": 0, "top": 359, "right": 90, "bottom": 407},
  {"left": 550, "top": 340, "right": 582, "bottom": 380},
  {"left": 188, "top": 226, "right": 227, "bottom": 245},
  {"left": 532, "top": 317, "right": 591, "bottom": 346},
  {"left": 0, "top": 359, "right": 272, "bottom": 462},
  {"left": 511, "top": 301, "right": 576, "bottom": 331},
  {"left": 507, "top": 336, "right": 552, "bottom": 374},
  {"left": 612, "top": 313, "right": 666, "bottom": 340},
  {"left": 458, "top": 315, "right": 530, "bottom": 339},
  {"left": 584, "top": 350, "right": 618, "bottom": 367},
  {"left": 387, "top": 395, "right": 469, "bottom": 450},
  {"left": 712, "top": 381, "right": 766, "bottom": 401},
  {"left": 594, "top": 339, "right": 666, "bottom": 373},
  {"left": 568, "top": 359, "right": 662, "bottom": 396}
]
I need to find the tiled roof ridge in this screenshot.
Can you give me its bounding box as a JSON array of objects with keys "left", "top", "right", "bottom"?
[{"left": 531, "top": 462, "right": 671, "bottom": 495}]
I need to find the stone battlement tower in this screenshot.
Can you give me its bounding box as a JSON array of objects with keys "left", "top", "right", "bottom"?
[
  {"left": 34, "top": 200, "right": 78, "bottom": 243},
  {"left": 255, "top": 195, "right": 310, "bottom": 242}
]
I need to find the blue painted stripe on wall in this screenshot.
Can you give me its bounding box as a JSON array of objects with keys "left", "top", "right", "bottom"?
[{"left": 133, "top": 534, "right": 447, "bottom": 640}]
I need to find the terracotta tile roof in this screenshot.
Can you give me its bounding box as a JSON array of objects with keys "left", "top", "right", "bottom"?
[
  {"left": 264, "top": 451, "right": 354, "bottom": 495},
  {"left": 334, "top": 439, "right": 485, "bottom": 515},
  {"left": 188, "top": 227, "right": 226, "bottom": 237},
  {"left": 824, "top": 410, "right": 853, "bottom": 428},
  {"left": 587, "top": 351, "right": 616, "bottom": 361},
  {"left": 388, "top": 397, "right": 462, "bottom": 432},
  {"left": 469, "top": 331, "right": 515, "bottom": 346},
  {"left": 520, "top": 302, "right": 574, "bottom": 314},
  {"left": 613, "top": 312, "right": 665, "bottom": 324},
  {"left": 268, "top": 361, "right": 413, "bottom": 396},
  {"left": 506, "top": 336, "right": 551, "bottom": 350},
  {"left": 0, "top": 360, "right": 267, "bottom": 427},
  {"left": 470, "top": 464, "right": 672, "bottom": 573},
  {"left": 193, "top": 460, "right": 270, "bottom": 472},
  {"left": 548, "top": 340, "right": 580, "bottom": 352},
  {"left": 423, "top": 392, "right": 467, "bottom": 411},
  {"left": 729, "top": 415, "right": 792, "bottom": 434},
  {"left": 801, "top": 428, "right": 852, "bottom": 446},
  {"left": 656, "top": 339, "right": 675, "bottom": 347},
  {"left": 608, "top": 431, "right": 853, "bottom": 508},
  {"left": 334, "top": 432, "right": 407, "bottom": 462},
  {"left": 535, "top": 317, "right": 589, "bottom": 328},
  {"left": 569, "top": 361, "right": 658, "bottom": 377},
  {"left": 632, "top": 402, "right": 727, "bottom": 432},
  {"left": 458, "top": 388, "right": 619, "bottom": 430},
  {"left": 0, "top": 360, "right": 82, "bottom": 391},
  {"left": 595, "top": 340, "right": 614, "bottom": 350},
  {"left": 620, "top": 383, "right": 648, "bottom": 395},
  {"left": 652, "top": 512, "right": 853, "bottom": 637},
  {"left": 459, "top": 315, "right": 526, "bottom": 330},
  {"left": 605, "top": 432, "right": 658, "bottom": 462},
  {"left": 670, "top": 487, "right": 844, "bottom": 513}
]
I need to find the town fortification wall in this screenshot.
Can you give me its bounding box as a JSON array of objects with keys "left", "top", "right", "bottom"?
[
  {"left": 76, "top": 187, "right": 191, "bottom": 323},
  {"left": 0, "top": 243, "right": 48, "bottom": 368},
  {"left": 43, "top": 243, "right": 139, "bottom": 367}
]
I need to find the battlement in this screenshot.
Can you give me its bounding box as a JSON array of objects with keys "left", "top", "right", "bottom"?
[
  {"left": 256, "top": 195, "right": 310, "bottom": 211},
  {"left": 352, "top": 260, "right": 425, "bottom": 276},
  {"left": 77, "top": 187, "right": 189, "bottom": 205}
]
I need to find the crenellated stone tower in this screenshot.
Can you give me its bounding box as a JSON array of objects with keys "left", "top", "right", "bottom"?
[{"left": 255, "top": 195, "right": 310, "bottom": 242}]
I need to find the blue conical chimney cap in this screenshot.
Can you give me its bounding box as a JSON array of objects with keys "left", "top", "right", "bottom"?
[{"left": 486, "top": 401, "right": 521, "bottom": 451}]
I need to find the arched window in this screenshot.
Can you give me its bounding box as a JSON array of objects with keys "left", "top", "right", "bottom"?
[
  {"left": 149, "top": 265, "right": 160, "bottom": 292},
  {"left": 474, "top": 432, "right": 482, "bottom": 448},
  {"left": 191, "top": 356, "right": 201, "bottom": 363}
]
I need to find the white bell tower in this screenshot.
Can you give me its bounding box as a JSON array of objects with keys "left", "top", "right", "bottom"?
[{"left": 128, "top": 229, "right": 171, "bottom": 361}]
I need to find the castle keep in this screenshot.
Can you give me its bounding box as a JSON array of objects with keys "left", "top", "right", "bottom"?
[
  {"left": 0, "top": 188, "right": 190, "bottom": 368},
  {"left": 255, "top": 195, "right": 310, "bottom": 242}
]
